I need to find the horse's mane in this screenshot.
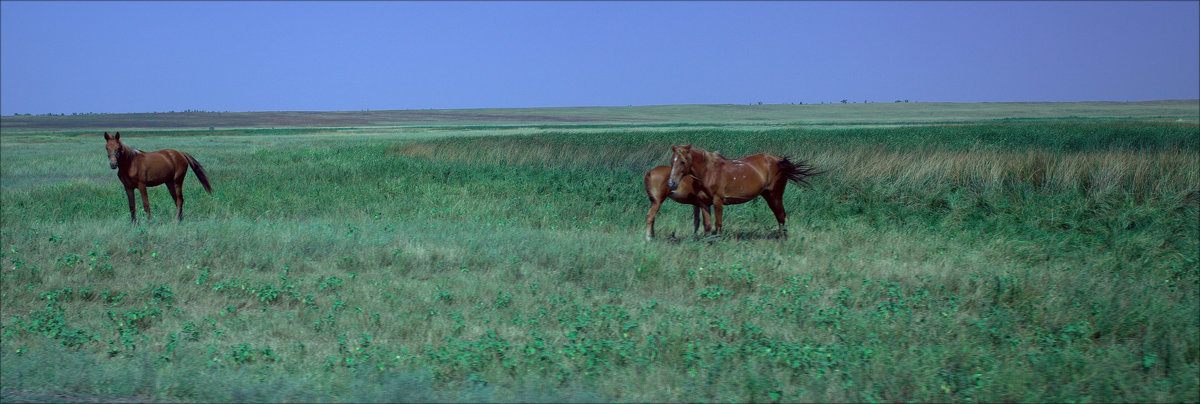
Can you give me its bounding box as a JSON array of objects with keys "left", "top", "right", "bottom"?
[
  {"left": 687, "top": 145, "right": 725, "bottom": 161},
  {"left": 120, "top": 141, "right": 143, "bottom": 156}
]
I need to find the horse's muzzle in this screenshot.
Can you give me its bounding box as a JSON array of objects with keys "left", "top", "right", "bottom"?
[
  {"left": 667, "top": 180, "right": 678, "bottom": 191},
  {"left": 109, "top": 162, "right": 118, "bottom": 169}
]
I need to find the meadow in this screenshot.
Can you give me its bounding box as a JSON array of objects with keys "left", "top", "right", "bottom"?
[{"left": 1, "top": 102, "right": 1198, "bottom": 402}]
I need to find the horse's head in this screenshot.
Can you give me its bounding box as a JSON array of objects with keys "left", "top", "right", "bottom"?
[
  {"left": 668, "top": 144, "right": 693, "bottom": 191},
  {"left": 103, "top": 132, "right": 122, "bottom": 169}
]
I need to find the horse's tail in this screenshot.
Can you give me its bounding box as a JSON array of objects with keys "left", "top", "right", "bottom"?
[
  {"left": 777, "top": 157, "right": 826, "bottom": 187},
  {"left": 184, "top": 153, "right": 213, "bottom": 194}
]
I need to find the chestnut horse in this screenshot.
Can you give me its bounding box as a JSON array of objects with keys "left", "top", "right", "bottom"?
[
  {"left": 644, "top": 165, "right": 712, "bottom": 241},
  {"left": 667, "top": 144, "right": 821, "bottom": 239},
  {"left": 104, "top": 132, "right": 212, "bottom": 222}
]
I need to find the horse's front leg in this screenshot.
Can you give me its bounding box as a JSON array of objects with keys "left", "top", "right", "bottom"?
[
  {"left": 138, "top": 185, "right": 152, "bottom": 222},
  {"left": 125, "top": 188, "right": 137, "bottom": 223},
  {"left": 711, "top": 199, "right": 724, "bottom": 236},
  {"left": 696, "top": 204, "right": 713, "bottom": 235}
]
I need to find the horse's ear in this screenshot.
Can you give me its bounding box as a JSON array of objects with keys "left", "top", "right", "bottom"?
[
  {"left": 103, "top": 132, "right": 110, "bottom": 140},
  {"left": 114, "top": 132, "right": 120, "bottom": 140}
]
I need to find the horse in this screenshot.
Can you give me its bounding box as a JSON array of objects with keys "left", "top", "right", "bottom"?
[
  {"left": 104, "top": 132, "right": 212, "bottom": 222},
  {"left": 644, "top": 165, "right": 712, "bottom": 241},
  {"left": 667, "top": 144, "right": 822, "bottom": 239}
]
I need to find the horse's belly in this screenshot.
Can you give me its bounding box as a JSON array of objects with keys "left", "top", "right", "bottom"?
[
  {"left": 143, "top": 177, "right": 170, "bottom": 187},
  {"left": 722, "top": 196, "right": 757, "bottom": 205},
  {"left": 142, "top": 163, "right": 178, "bottom": 184},
  {"left": 667, "top": 191, "right": 692, "bottom": 204}
]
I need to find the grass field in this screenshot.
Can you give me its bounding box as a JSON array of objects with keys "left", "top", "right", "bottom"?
[{"left": 1, "top": 102, "right": 1198, "bottom": 402}]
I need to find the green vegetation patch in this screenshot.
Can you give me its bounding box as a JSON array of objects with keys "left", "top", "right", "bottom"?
[{"left": 2, "top": 119, "right": 1197, "bottom": 402}]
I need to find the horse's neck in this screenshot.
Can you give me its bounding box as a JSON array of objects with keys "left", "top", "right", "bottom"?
[
  {"left": 690, "top": 149, "right": 717, "bottom": 178},
  {"left": 118, "top": 144, "right": 141, "bottom": 167}
]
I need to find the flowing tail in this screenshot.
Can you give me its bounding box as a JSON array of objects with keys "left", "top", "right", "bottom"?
[
  {"left": 184, "top": 153, "right": 213, "bottom": 194},
  {"left": 778, "top": 157, "right": 826, "bottom": 187}
]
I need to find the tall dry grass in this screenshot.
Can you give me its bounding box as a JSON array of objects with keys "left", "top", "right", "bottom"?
[
  {"left": 812, "top": 147, "right": 1199, "bottom": 198},
  {"left": 393, "top": 129, "right": 1200, "bottom": 201}
]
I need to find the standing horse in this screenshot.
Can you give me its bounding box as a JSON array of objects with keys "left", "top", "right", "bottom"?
[
  {"left": 104, "top": 132, "right": 212, "bottom": 222},
  {"left": 667, "top": 144, "right": 821, "bottom": 239},
  {"left": 644, "top": 165, "right": 712, "bottom": 241}
]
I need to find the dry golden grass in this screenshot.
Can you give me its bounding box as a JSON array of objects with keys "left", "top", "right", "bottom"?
[{"left": 781, "top": 148, "right": 1198, "bottom": 198}]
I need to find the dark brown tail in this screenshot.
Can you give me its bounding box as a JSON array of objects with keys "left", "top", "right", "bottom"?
[
  {"left": 778, "top": 158, "right": 826, "bottom": 187},
  {"left": 184, "top": 153, "right": 213, "bottom": 194}
]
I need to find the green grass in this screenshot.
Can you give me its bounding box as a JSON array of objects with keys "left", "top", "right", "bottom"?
[{"left": 1, "top": 118, "right": 1198, "bottom": 402}]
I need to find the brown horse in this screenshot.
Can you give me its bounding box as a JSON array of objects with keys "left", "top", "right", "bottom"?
[
  {"left": 104, "top": 132, "right": 212, "bottom": 222},
  {"left": 644, "top": 165, "right": 712, "bottom": 241},
  {"left": 667, "top": 144, "right": 821, "bottom": 239}
]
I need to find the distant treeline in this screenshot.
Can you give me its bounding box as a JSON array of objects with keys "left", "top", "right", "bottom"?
[{"left": 10, "top": 109, "right": 227, "bottom": 117}]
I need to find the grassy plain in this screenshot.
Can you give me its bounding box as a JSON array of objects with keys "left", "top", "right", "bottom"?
[
  {"left": 1, "top": 102, "right": 1198, "bottom": 402},
  {"left": 3, "top": 99, "right": 1198, "bottom": 130}
]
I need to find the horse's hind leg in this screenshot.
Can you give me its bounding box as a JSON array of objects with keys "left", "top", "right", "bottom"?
[
  {"left": 645, "top": 199, "right": 664, "bottom": 241},
  {"left": 691, "top": 205, "right": 700, "bottom": 235},
  {"left": 763, "top": 190, "right": 788, "bottom": 240},
  {"left": 169, "top": 181, "right": 185, "bottom": 222}
]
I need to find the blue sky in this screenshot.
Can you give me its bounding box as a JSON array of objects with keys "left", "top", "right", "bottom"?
[{"left": 1, "top": 1, "right": 1197, "bottom": 115}]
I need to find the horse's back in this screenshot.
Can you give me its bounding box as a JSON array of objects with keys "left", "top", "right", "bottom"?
[
  {"left": 136, "top": 148, "right": 184, "bottom": 161},
  {"left": 733, "top": 153, "right": 780, "bottom": 168},
  {"left": 710, "top": 153, "right": 788, "bottom": 203}
]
